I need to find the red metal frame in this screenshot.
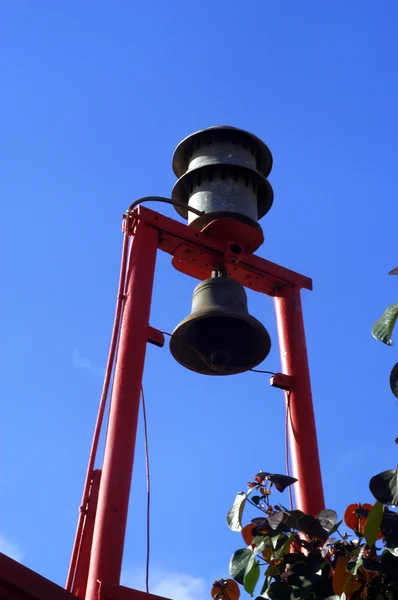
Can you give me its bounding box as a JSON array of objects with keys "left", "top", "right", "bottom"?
[
  {"left": 85, "top": 221, "right": 159, "bottom": 600},
  {"left": 84, "top": 206, "right": 324, "bottom": 598},
  {"left": 2, "top": 205, "right": 324, "bottom": 600},
  {"left": 274, "top": 288, "right": 325, "bottom": 515}
]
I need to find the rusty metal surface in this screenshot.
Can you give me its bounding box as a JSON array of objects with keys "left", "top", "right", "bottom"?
[
  {"left": 171, "top": 126, "right": 274, "bottom": 226},
  {"left": 172, "top": 125, "right": 273, "bottom": 178}
]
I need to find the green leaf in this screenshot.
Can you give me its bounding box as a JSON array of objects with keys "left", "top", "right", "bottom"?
[
  {"left": 317, "top": 509, "right": 338, "bottom": 532},
  {"left": 347, "top": 557, "right": 363, "bottom": 575},
  {"left": 243, "top": 559, "right": 260, "bottom": 596},
  {"left": 229, "top": 548, "right": 253, "bottom": 584},
  {"left": 364, "top": 501, "right": 384, "bottom": 546},
  {"left": 273, "top": 532, "right": 297, "bottom": 560},
  {"left": 372, "top": 302, "right": 398, "bottom": 345},
  {"left": 264, "top": 563, "right": 280, "bottom": 577},
  {"left": 227, "top": 492, "right": 246, "bottom": 532},
  {"left": 369, "top": 470, "right": 398, "bottom": 506},
  {"left": 395, "top": 437, "right": 398, "bottom": 445},
  {"left": 251, "top": 495, "right": 261, "bottom": 505},
  {"left": 390, "top": 363, "right": 398, "bottom": 398}
]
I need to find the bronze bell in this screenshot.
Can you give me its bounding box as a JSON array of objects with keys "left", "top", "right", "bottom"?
[{"left": 169, "top": 273, "right": 271, "bottom": 375}]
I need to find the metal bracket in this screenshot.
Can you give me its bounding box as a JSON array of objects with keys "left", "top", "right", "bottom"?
[
  {"left": 270, "top": 373, "right": 293, "bottom": 391},
  {"left": 148, "top": 326, "right": 164, "bottom": 348}
]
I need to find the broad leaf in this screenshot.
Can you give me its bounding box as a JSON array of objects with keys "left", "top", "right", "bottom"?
[
  {"left": 227, "top": 492, "right": 246, "bottom": 531},
  {"left": 255, "top": 471, "right": 270, "bottom": 482},
  {"left": 364, "top": 501, "right": 384, "bottom": 546},
  {"left": 333, "top": 556, "right": 362, "bottom": 597},
  {"left": 296, "top": 514, "right": 329, "bottom": 539},
  {"left": 229, "top": 548, "right": 254, "bottom": 584},
  {"left": 267, "top": 511, "right": 290, "bottom": 533},
  {"left": 283, "top": 509, "right": 306, "bottom": 529},
  {"left": 268, "top": 474, "right": 298, "bottom": 492},
  {"left": 390, "top": 362, "right": 398, "bottom": 398},
  {"left": 380, "top": 509, "right": 398, "bottom": 547},
  {"left": 258, "top": 576, "right": 272, "bottom": 598},
  {"left": 372, "top": 302, "right": 398, "bottom": 345},
  {"left": 347, "top": 557, "right": 363, "bottom": 575},
  {"left": 243, "top": 559, "right": 260, "bottom": 596},
  {"left": 317, "top": 509, "right": 338, "bottom": 533},
  {"left": 273, "top": 532, "right": 297, "bottom": 560},
  {"left": 369, "top": 470, "right": 398, "bottom": 506}
]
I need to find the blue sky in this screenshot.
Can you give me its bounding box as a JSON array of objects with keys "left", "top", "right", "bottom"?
[{"left": 1, "top": 1, "right": 398, "bottom": 598}]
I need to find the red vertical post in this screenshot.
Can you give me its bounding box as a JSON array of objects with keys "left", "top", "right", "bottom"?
[
  {"left": 85, "top": 221, "right": 158, "bottom": 600},
  {"left": 274, "top": 286, "right": 325, "bottom": 515}
]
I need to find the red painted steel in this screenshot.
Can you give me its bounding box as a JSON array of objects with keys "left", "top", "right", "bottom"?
[
  {"left": 0, "top": 203, "right": 324, "bottom": 600},
  {"left": 274, "top": 286, "right": 325, "bottom": 515},
  {"left": 73, "top": 469, "right": 102, "bottom": 598},
  {"left": 67, "top": 227, "right": 131, "bottom": 592},
  {"left": 85, "top": 221, "right": 159, "bottom": 600},
  {"left": 0, "top": 552, "right": 76, "bottom": 600},
  {"left": 132, "top": 206, "right": 313, "bottom": 293},
  {"left": 99, "top": 583, "right": 171, "bottom": 600}
]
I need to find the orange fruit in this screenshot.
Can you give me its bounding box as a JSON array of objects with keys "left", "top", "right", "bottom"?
[{"left": 211, "top": 578, "right": 240, "bottom": 600}]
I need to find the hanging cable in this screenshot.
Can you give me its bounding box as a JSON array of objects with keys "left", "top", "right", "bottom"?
[
  {"left": 66, "top": 219, "right": 130, "bottom": 592},
  {"left": 250, "top": 368, "right": 276, "bottom": 375},
  {"left": 141, "top": 385, "right": 151, "bottom": 595},
  {"left": 126, "top": 196, "right": 204, "bottom": 218}
]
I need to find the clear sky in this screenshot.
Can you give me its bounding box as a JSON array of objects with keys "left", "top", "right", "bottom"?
[{"left": 1, "top": 2, "right": 398, "bottom": 599}]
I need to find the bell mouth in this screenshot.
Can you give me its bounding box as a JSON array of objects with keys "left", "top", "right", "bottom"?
[{"left": 169, "top": 311, "right": 271, "bottom": 376}]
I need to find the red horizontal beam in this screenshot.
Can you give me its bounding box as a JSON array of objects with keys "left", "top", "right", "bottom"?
[
  {"left": 132, "top": 206, "right": 312, "bottom": 295},
  {"left": 100, "top": 583, "right": 170, "bottom": 600},
  {"left": 0, "top": 552, "right": 75, "bottom": 600}
]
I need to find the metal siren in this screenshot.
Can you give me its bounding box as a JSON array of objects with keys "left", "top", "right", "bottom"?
[
  {"left": 169, "top": 274, "right": 271, "bottom": 376},
  {"left": 171, "top": 125, "right": 274, "bottom": 230}
]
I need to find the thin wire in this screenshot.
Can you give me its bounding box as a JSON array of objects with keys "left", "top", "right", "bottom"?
[
  {"left": 162, "top": 331, "right": 278, "bottom": 376},
  {"left": 141, "top": 385, "right": 151, "bottom": 595},
  {"left": 285, "top": 391, "right": 293, "bottom": 510},
  {"left": 126, "top": 196, "right": 205, "bottom": 218}
]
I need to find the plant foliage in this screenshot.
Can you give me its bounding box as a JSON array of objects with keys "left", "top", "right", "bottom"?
[{"left": 211, "top": 270, "right": 398, "bottom": 599}]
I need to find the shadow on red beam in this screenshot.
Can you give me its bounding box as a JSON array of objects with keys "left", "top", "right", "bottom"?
[
  {"left": 99, "top": 582, "right": 171, "bottom": 600},
  {"left": 0, "top": 553, "right": 172, "bottom": 600},
  {"left": 0, "top": 552, "right": 75, "bottom": 600},
  {"left": 133, "top": 206, "right": 313, "bottom": 294}
]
